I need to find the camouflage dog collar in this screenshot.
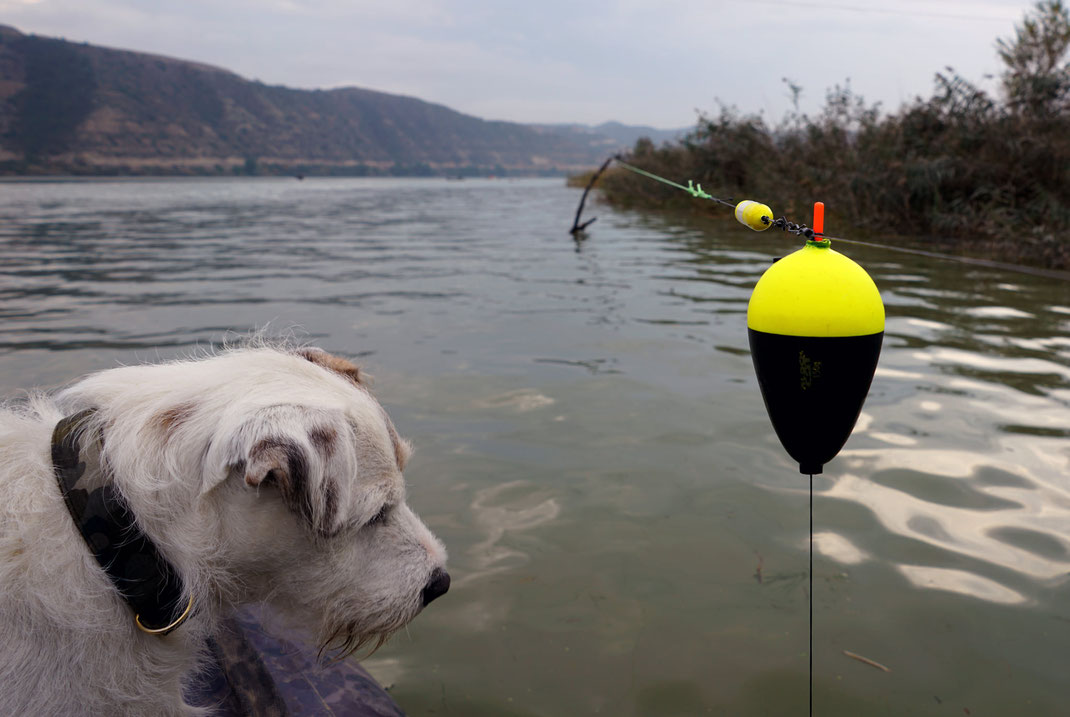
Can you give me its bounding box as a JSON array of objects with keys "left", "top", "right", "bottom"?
[{"left": 52, "top": 408, "right": 193, "bottom": 636}]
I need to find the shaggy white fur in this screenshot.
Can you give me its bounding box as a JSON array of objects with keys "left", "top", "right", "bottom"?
[{"left": 0, "top": 345, "right": 448, "bottom": 716}]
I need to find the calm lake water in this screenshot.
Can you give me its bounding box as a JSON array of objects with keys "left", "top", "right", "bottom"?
[{"left": 2, "top": 177, "right": 1069, "bottom": 716}]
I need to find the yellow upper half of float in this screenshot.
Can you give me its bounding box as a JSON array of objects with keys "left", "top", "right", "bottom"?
[{"left": 747, "top": 243, "right": 885, "bottom": 337}]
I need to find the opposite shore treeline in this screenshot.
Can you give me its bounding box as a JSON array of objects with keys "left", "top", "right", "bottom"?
[{"left": 588, "top": 1, "right": 1070, "bottom": 271}]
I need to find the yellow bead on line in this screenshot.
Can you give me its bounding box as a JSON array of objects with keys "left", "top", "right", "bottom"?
[{"left": 734, "top": 200, "right": 773, "bottom": 232}]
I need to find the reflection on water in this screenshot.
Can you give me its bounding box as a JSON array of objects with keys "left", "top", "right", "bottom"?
[
  {"left": 458, "top": 481, "right": 562, "bottom": 588},
  {"left": 2, "top": 177, "right": 1069, "bottom": 715},
  {"left": 826, "top": 460, "right": 1070, "bottom": 581},
  {"left": 474, "top": 389, "right": 556, "bottom": 413},
  {"left": 897, "top": 565, "right": 1026, "bottom": 606},
  {"left": 812, "top": 531, "right": 868, "bottom": 565}
]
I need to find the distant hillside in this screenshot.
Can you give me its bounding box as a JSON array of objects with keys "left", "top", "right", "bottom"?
[
  {"left": 529, "top": 121, "right": 689, "bottom": 152},
  {"left": 0, "top": 26, "right": 647, "bottom": 176}
]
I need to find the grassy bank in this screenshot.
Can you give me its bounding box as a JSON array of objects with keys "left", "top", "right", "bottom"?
[{"left": 585, "top": 1, "right": 1070, "bottom": 271}]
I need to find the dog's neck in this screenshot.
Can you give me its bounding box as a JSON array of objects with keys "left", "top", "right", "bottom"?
[{"left": 51, "top": 409, "right": 193, "bottom": 635}]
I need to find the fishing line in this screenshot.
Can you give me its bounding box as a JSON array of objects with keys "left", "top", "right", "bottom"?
[
  {"left": 612, "top": 160, "right": 736, "bottom": 208},
  {"left": 608, "top": 159, "right": 1070, "bottom": 282},
  {"left": 611, "top": 158, "right": 815, "bottom": 235}
]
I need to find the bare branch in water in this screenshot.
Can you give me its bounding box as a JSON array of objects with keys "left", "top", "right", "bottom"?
[{"left": 570, "top": 155, "right": 615, "bottom": 236}]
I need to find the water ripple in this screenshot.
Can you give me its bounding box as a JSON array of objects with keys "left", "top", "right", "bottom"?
[{"left": 832, "top": 451, "right": 1070, "bottom": 584}]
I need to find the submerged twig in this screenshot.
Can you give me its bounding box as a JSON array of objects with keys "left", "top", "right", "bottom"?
[{"left": 843, "top": 649, "right": 891, "bottom": 672}]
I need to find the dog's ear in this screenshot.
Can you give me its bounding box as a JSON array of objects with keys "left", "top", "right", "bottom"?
[
  {"left": 243, "top": 436, "right": 316, "bottom": 526},
  {"left": 224, "top": 405, "right": 352, "bottom": 538},
  {"left": 244, "top": 437, "right": 304, "bottom": 488},
  {"left": 296, "top": 348, "right": 364, "bottom": 386}
]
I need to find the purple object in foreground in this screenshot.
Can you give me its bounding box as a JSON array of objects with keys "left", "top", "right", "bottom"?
[{"left": 187, "top": 606, "right": 405, "bottom": 716}]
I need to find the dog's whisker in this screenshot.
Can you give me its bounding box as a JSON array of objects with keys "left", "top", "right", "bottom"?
[{"left": 317, "top": 613, "right": 410, "bottom": 664}]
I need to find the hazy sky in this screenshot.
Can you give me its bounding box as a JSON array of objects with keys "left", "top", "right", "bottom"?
[{"left": 0, "top": 0, "right": 1043, "bottom": 129}]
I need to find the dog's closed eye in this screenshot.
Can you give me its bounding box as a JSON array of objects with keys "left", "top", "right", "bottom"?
[{"left": 366, "top": 504, "right": 393, "bottom": 528}]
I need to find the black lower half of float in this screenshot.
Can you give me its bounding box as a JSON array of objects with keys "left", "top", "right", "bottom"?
[{"left": 748, "top": 329, "right": 883, "bottom": 474}]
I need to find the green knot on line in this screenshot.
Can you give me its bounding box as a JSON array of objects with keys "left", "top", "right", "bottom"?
[{"left": 685, "top": 180, "right": 713, "bottom": 200}]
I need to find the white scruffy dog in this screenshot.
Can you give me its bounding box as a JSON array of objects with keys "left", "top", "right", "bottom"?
[{"left": 0, "top": 345, "right": 449, "bottom": 716}]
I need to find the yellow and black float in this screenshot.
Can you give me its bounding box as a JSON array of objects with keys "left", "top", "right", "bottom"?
[
  {"left": 745, "top": 203, "right": 884, "bottom": 474},
  {"left": 598, "top": 162, "right": 885, "bottom": 475}
]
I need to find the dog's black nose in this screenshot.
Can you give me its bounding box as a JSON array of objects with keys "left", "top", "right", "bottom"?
[{"left": 421, "top": 568, "right": 450, "bottom": 606}]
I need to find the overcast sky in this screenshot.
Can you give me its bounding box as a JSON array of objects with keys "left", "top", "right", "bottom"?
[{"left": 0, "top": 0, "right": 1043, "bottom": 129}]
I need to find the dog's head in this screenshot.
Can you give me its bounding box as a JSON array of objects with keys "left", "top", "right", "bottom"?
[
  {"left": 57, "top": 345, "right": 447, "bottom": 656},
  {"left": 191, "top": 347, "right": 449, "bottom": 656}
]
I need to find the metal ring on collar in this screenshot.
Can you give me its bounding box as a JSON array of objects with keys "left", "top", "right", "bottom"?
[{"left": 135, "top": 594, "right": 194, "bottom": 636}]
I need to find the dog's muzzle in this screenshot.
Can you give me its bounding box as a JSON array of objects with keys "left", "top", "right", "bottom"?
[{"left": 421, "top": 567, "right": 450, "bottom": 606}]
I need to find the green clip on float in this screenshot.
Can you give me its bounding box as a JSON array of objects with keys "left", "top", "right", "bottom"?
[{"left": 747, "top": 203, "right": 884, "bottom": 474}]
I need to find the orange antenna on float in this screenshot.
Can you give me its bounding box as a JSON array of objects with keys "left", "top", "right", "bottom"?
[{"left": 812, "top": 202, "right": 825, "bottom": 237}]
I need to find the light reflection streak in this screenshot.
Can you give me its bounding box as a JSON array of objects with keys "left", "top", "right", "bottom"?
[
  {"left": 874, "top": 367, "right": 925, "bottom": 380},
  {"left": 897, "top": 565, "right": 1026, "bottom": 605},
  {"left": 963, "top": 306, "right": 1033, "bottom": 319},
  {"left": 868, "top": 432, "right": 918, "bottom": 446},
  {"left": 812, "top": 531, "right": 868, "bottom": 565},
  {"left": 475, "top": 389, "right": 555, "bottom": 412},
  {"left": 828, "top": 454, "right": 1070, "bottom": 582},
  {"left": 919, "top": 348, "right": 1070, "bottom": 380}
]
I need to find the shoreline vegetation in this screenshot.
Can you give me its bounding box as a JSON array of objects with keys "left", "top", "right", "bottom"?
[{"left": 573, "top": 1, "right": 1070, "bottom": 272}]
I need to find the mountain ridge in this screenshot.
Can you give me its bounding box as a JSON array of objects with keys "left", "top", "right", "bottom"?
[{"left": 0, "top": 25, "right": 685, "bottom": 176}]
